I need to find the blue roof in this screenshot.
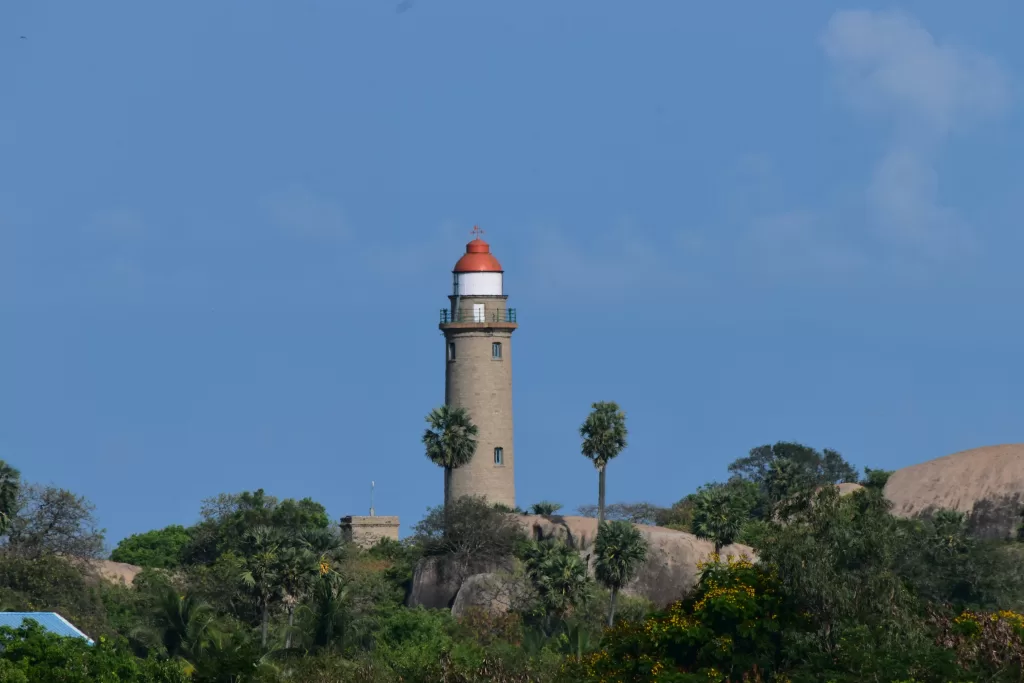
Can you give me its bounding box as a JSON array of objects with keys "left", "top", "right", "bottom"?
[{"left": 0, "top": 613, "right": 94, "bottom": 644}]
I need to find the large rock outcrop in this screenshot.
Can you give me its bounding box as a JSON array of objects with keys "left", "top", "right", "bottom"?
[
  {"left": 884, "top": 443, "right": 1024, "bottom": 540},
  {"left": 450, "top": 571, "right": 534, "bottom": 618},
  {"left": 516, "top": 515, "right": 753, "bottom": 608},
  {"left": 408, "top": 554, "right": 515, "bottom": 610},
  {"left": 409, "top": 514, "right": 755, "bottom": 614}
]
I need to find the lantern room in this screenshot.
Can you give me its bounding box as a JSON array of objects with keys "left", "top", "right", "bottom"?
[{"left": 452, "top": 228, "right": 503, "bottom": 297}]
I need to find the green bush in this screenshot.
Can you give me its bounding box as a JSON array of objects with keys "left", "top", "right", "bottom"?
[{"left": 0, "top": 622, "right": 188, "bottom": 683}]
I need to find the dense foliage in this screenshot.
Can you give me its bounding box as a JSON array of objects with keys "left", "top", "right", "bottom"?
[{"left": 1, "top": 430, "right": 1022, "bottom": 682}]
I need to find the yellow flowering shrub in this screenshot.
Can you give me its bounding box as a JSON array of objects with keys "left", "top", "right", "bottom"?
[
  {"left": 559, "top": 555, "right": 792, "bottom": 682},
  {"left": 937, "top": 608, "right": 1024, "bottom": 674}
]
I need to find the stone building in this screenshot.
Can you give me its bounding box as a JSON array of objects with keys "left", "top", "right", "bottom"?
[
  {"left": 439, "top": 227, "right": 518, "bottom": 508},
  {"left": 340, "top": 514, "right": 400, "bottom": 549}
]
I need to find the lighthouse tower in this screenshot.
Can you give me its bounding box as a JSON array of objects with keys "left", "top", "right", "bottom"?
[{"left": 439, "top": 227, "right": 518, "bottom": 508}]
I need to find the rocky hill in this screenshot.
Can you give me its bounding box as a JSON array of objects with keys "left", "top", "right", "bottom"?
[{"left": 884, "top": 443, "right": 1024, "bottom": 540}]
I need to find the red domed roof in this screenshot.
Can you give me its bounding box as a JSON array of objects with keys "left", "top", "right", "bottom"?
[{"left": 453, "top": 234, "right": 503, "bottom": 273}]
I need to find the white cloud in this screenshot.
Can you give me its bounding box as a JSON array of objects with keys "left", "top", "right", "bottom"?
[
  {"left": 821, "top": 9, "right": 1009, "bottom": 139},
  {"left": 749, "top": 7, "right": 1011, "bottom": 274},
  {"left": 865, "top": 147, "right": 976, "bottom": 262},
  {"left": 264, "top": 186, "right": 349, "bottom": 240}
]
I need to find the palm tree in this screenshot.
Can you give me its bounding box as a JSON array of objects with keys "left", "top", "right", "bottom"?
[
  {"left": 150, "top": 585, "right": 217, "bottom": 669},
  {"left": 529, "top": 501, "right": 563, "bottom": 516},
  {"left": 579, "top": 401, "right": 628, "bottom": 527},
  {"left": 691, "top": 486, "right": 745, "bottom": 552},
  {"left": 422, "top": 405, "right": 479, "bottom": 507},
  {"left": 279, "top": 527, "right": 344, "bottom": 649},
  {"left": 276, "top": 542, "right": 313, "bottom": 650},
  {"left": 523, "top": 539, "right": 593, "bottom": 635},
  {"left": 0, "top": 460, "right": 20, "bottom": 535},
  {"left": 298, "top": 567, "right": 352, "bottom": 652},
  {"left": 240, "top": 525, "right": 284, "bottom": 648},
  {"left": 594, "top": 520, "right": 648, "bottom": 626}
]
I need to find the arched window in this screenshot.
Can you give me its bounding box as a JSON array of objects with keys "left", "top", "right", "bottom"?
[
  {"left": 493, "top": 447, "right": 504, "bottom": 465},
  {"left": 492, "top": 342, "right": 502, "bottom": 359}
]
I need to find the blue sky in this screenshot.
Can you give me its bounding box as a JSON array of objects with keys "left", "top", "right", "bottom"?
[{"left": 3, "top": 1, "right": 1024, "bottom": 549}]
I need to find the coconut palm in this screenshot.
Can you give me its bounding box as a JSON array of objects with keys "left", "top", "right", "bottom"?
[
  {"left": 579, "top": 401, "right": 628, "bottom": 527},
  {"left": 0, "top": 460, "right": 20, "bottom": 535},
  {"left": 422, "top": 405, "right": 479, "bottom": 507},
  {"left": 594, "top": 520, "right": 648, "bottom": 626}
]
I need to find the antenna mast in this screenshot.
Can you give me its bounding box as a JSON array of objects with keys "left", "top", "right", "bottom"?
[{"left": 369, "top": 481, "right": 375, "bottom": 517}]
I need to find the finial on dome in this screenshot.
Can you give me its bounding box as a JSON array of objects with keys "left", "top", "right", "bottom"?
[{"left": 453, "top": 225, "right": 502, "bottom": 272}]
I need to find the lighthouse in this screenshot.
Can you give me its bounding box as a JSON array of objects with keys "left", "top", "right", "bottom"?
[{"left": 439, "top": 227, "right": 518, "bottom": 508}]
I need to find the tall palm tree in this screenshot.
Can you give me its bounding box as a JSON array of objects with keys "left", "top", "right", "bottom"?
[
  {"left": 594, "top": 521, "right": 648, "bottom": 626},
  {"left": 422, "top": 405, "right": 479, "bottom": 507},
  {"left": 240, "top": 525, "right": 284, "bottom": 648},
  {"left": 276, "top": 542, "right": 313, "bottom": 650},
  {"left": 579, "top": 401, "right": 628, "bottom": 527},
  {"left": 0, "top": 460, "right": 21, "bottom": 536}
]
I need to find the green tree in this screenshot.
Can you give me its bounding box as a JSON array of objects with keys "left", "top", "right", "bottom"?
[
  {"left": 111, "top": 525, "right": 192, "bottom": 569},
  {"left": 148, "top": 586, "right": 216, "bottom": 668},
  {"left": 0, "top": 621, "right": 189, "bottom": 682},
  {"left": 690, "top": 483, "right": 753, "bottom": 552},
  {"left": 181, "top": 489, "right": 329, "bottom": 566},
  {"left": 593, "top": 521, "right": 648, "bottom": 626},
  {"left": 522, "top": 539, "right": 593, "bottom": 635},
  {"left": 529, "top": 501, "right": 562, "bottom": 516},
  {"left": 278, "top": 528, "right": 343, "bottom": 649},
  {"left": 0, "top": 461, "right": 20, "bottom": 536},
  {"left": 861, "top": 466, "right": 894, "bottom": 490},
  {"left": 422, "top": 405, "right": 479, "bottom": 507},
  {"left": 3, "top": 484, "right": 105, "bottom": 559},
  {"left": 239, "top": 525, "right": 283, "bottom": 648},
  {"left": 412, "top": 496, "right": 523, "bottom": 588},
  {"left": 654, "top": 496, "right": 696, "bottom": 530},
  {"left": 728, "top": 441, "right": 858, "bottom": 491},
  {"left": 296, "top": 566, "right": 352, "bottom": 653},
  {"left": 579, "top": 401, "right": 628, "bottom": 527}
]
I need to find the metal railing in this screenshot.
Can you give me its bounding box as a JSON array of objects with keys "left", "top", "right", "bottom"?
[{"left": 440, "top": 308, "right": 517, "bottom": 324}]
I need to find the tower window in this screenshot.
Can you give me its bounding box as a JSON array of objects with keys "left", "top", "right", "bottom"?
[
  {"left": 493, "top": 447, "right": 504, "bottom": 465},
  {"left": 448, "top": 342, "right": 456, "bottom": 361},
  {"left": 492, "top": 342, "right": 502, "bottom": 359}
]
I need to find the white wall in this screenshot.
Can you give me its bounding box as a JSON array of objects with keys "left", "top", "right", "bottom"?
[{"left": 456, "top": 272, "right": 503, "bottom": 296}]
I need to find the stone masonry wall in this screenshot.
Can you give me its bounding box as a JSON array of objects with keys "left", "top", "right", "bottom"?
[
  {"left": 442, "top": 295, "right": 516, "bottom": 508},
  {"left": 340, "top": 515, "right": 400, "bottom": 549}
]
